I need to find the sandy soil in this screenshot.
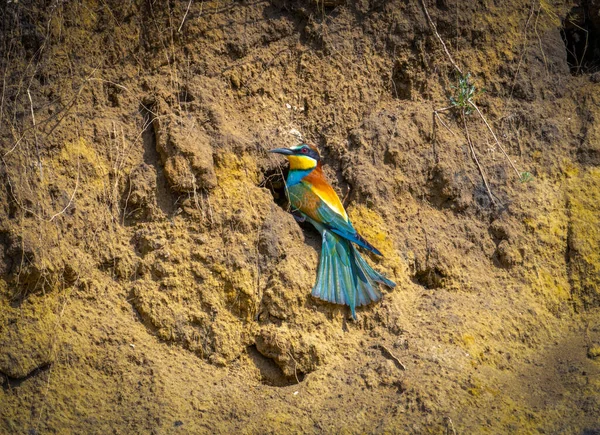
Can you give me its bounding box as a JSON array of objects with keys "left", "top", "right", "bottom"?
[{"left": 1, "top": 0, "right": 599, "bottom": 433}]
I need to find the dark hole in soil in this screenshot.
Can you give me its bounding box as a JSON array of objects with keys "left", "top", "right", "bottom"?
[
  {"left": 247, "top": 345, "right": 304, "bottom": 387},
  {"left": 391, "top": 60, "right": 412, "bottom": 100},
  {"left": 412, "top": 267, "right": 445, "bottom": 289},
  {"left": 260, "top": 166, "right": 289, "bottom": 210},
  {"left": 1, "top": 363, "right": 52, "bottom": 391},
  {"left": 178, "top": 85, "right": 194, "bottom": 103},
  {"left": 259, "top": 165, "right": 323, "bottom": 242},
  {"left": 561, "top": 2, "right": 600, "bottom": 74}
]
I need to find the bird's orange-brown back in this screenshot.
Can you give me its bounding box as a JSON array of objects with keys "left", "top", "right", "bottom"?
[{"left": 302, "top": 166, "right": 348, "bottom": 221}]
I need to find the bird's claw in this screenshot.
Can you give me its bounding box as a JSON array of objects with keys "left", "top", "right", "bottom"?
[{"left": 292, "top": 212, "right": 306, "bottom": 223}]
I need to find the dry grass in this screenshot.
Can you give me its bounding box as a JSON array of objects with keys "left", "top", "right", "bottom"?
[{"left": 421, "top": 0, "right": 531, "bottom": 207}]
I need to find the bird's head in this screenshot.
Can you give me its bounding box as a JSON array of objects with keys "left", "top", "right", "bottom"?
[{"left": 269, "top": 143, "right": 321, "bottom": 170}]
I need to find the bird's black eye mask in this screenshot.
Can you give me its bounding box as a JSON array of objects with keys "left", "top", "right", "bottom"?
[{"left": 298, "top": 144, "right": 320, "bottom": 161}]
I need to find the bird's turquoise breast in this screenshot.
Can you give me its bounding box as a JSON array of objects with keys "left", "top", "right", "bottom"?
[
  {"left": 286, "top": 181, "right": 316, "bottom": 212},
  {"left": 286, "top": 168, "right": 312, "bottom": 187}
]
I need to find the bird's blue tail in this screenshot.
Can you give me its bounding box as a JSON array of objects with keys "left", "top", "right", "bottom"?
[{"left": 311, "top": 229, "right": 396, "bottom": 319}]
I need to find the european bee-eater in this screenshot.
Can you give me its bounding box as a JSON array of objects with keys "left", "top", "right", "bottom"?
[{"left": 269, "top": 143, "right": 396, "bottom": 319}]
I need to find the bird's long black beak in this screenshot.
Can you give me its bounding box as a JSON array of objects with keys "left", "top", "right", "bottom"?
[{"left": 269, "top": 148, "right": 294, "bottom": 155}]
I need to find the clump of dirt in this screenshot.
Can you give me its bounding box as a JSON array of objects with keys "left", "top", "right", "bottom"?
[{"left": 1, "top": 0, "right": 600, "bottom": 433}]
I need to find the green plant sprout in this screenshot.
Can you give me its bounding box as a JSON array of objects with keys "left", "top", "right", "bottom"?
[
  {"left": 449, "top": 73, "right": 483, "bottom": 115},
  {"left": 519, "top": 171, "right": 533, "bottom": 183},
  {"left": 422, "top": 0, "right": 535, "bottom": 208}
]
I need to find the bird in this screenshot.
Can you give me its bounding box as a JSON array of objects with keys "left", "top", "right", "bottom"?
[{"left": 269, "top": 143, "right": 396, "bottom": 319}]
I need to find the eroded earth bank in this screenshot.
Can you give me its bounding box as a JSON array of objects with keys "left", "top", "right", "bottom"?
[{"left": 1, "top": 0, "right": 600, "bottom": 433}]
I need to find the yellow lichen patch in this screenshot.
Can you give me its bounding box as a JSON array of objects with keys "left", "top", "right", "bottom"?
[
  {"left": 561, "top": 159, "right": 580, "bottom": 178},
  {"left": 223, "top": 268, "right": 258, "bottom": 320},
  {"left": 530, "top": 266, "right": 571, "bottom": 312},
  {"left": 348, "top": 205, "right": 393, "bottom": 256},
  {"left": 52, "top": 138, "right": 109, "bottom": 194},
  {"left": 460, "top": 334, "right": 487, "bottom": 366},
  {"left": 588, "top": 345, "right": 600, "bottom": 359},
  {"left": 215, "top": 152, "right": 260, "bottom": 184},
  {"left": 462, "top": 334, "right": 476, "bottom": 347},
  {"left": 59, "top": 138, "right": 106, "bottom": 168},
  {"left": 539, "top": 0, "right": 563, "bottom": 27},
  {"left": 525, "top": 209, "right": 562, "bottom": 246},
  {"left": 497, "top": 396, "right": 542, "bottom": 433},
  {"left": 568, "top": 168, "right": 600, "bottom": 308}
]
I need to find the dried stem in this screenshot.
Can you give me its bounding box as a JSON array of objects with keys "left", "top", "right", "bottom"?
[
  {"left": 434, "top": 110, "right": 457, "bottom": 137},
  {"left": 444, "top": 416, "right": 457, "bottom": 435},
  {"left": 178, "top": 0, "right": 193, "bottom": 33},
  {"left": 420, "top": 0, "right": 463, "bottom": 76},
  {"left": 469, "top": 101, "right": 521, "bottom": 179},
  {"left": 507, "top": 0, "right": 536, "bottom": 105},
  {"left": 49, "top": 159, "right": 80, "bottom": 222},
  {"left": 462, "top": 111, "right": 497, "bottom": 206},
  {"left": 533, "top": 4, "right": 548, "bottom": 75},
  {"left": 376, "top": 344, "right": 407, "bottom": 371},
  {"left": 27, "top": 89, "right": 43, "bottom": 182}
]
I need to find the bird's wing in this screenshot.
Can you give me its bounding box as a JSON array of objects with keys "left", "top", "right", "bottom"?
[
  {"left": 304, "top": 175, "right": 348, "bottom": 221},
  {"left": 287, "top": 181, "right": 383, "bottom": 256}
]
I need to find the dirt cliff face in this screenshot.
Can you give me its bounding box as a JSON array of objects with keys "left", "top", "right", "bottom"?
[{"left": 1, "top": 0, "right": 599, "bottom": 433}]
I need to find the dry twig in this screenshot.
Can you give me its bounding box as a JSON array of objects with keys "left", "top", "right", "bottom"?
[
  {"left": 507, "top": 0, "right": 537, "bottom": 105},
  {"left": 462, "top": 112, "right": 497, "bottom": 206},
  {"left": 444, "top": 416, "right": 457, "bottom": 435},
  {"left": 420, "top": 0, "right": 462, "bottom": 76},
  {"left": 49, "top": 158, "right": 80, "bottom": 222},
  {"left": 178, "top": 0, "right": 194, "bottom": 33},
  {"left": 469, "top": 101, "right": 521, "bottom": 179},
  {"left": 376, "top": 344, "right": 407, "bottom": 371},
  {"left": 27, "top": 89, "right": 43, "bottom": 182}
]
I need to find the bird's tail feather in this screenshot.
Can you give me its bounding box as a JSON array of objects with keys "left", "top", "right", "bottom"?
[
  {"left": 352, "top": 245, "right": 397, "bottom": 289},
  {"left": 312, "top": 230, "right": 395, "bottom": 319}
]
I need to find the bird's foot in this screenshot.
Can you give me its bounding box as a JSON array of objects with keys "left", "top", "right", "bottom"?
[{"left": 292, "top": 211, "right": 306, "bottom": 223}]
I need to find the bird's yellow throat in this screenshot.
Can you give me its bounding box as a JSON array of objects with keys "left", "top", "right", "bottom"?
[{"left": 288, "top": 155, "right": 317, "bottom": 170}]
